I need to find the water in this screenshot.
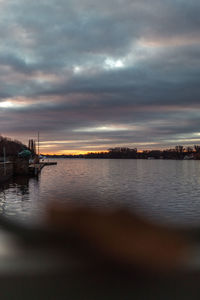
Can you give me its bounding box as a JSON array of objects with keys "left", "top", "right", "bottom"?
[{"left": 0, "top": 159, "right": 200, "bottom": 227}]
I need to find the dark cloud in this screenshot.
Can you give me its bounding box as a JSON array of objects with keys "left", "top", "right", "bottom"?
[{"left": 0, "top": 0, "right": 200, "bottom": 152}]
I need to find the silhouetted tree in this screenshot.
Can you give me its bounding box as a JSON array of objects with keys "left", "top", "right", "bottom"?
[
  {"left": 194, "top": 145, "right": 200, "bottom": 153},
  {"left": 186, "top": 147, "right": 193, "bottom": 154},
  {"left": 175, "top": 145, "right": 184, "bottom": 159},
  {"left": 108, "top": 147, "right": 137, "bottom": 159},
  {"left": 0, "top": 136, "right": 27, "bottom": 157}
]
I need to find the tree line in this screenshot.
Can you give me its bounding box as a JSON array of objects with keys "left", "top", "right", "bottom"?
[
  {"left": 0, "top": 136, "right": 27, "bottom": 157},
  {"left": 84, "top": 146, "right": 200, "bottom": 159},
  {"left": 46, "top": 145, "right": 200, "bottom": 159}
]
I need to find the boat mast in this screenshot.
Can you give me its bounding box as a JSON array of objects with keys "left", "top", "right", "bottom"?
[
  {"left": 3, "top": 146, "right": 6, "bottom": 175},
  {"left": 38, "top": 132, "right": 40, "bottom": 156}
]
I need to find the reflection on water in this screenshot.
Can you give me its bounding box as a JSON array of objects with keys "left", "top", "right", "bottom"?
[
  {"left": 1, "top": 159, "right": 200, "bottom": 227},
  {"left": 0, "top": 175, "right": 43, "bottom": 223}
]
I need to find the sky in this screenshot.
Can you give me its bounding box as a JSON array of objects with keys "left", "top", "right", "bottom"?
[{"left": 0, "top": 0, "right": 200, "bottom": 154}]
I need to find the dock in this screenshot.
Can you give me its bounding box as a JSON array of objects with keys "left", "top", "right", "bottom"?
[{"left": 28, "top": 161, "right": 57, "bottom": 176}]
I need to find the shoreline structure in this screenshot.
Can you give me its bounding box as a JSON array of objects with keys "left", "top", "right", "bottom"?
[
  {"left": 0, "top": 159, "right": 57, "bottom": 183},
  {"left": 0, "top": 136, "right": 57, "bottom": 183}
]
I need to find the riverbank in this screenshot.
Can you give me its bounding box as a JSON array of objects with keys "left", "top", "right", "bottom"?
[
  {"left": 0, "top": 159, "right": 57, "bottom": 184},
  {"left": 0, "top": 162, "right": 13, "bottom": 183},
  {"left": 0, "top": 158, "right": 29, "bottom": 183}
]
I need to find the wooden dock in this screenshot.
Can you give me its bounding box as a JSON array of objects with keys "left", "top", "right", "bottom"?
[
  {"left": 29, "top": 162, "right": 57, "bottom": 176},
  {"left": 43, "top": 162, "right": 57, "bottom": 166}
]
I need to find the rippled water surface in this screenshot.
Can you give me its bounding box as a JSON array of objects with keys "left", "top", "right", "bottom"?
[{"left": 1, "top": 159, "right": 200, "bottom": 226}]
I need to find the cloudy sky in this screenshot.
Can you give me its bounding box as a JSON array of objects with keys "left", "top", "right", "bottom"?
[{"left": 0, "top": 0, "right": 200, "bottom": 154}]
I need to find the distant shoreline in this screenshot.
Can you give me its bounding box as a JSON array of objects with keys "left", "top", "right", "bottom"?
[
  {"left": 43, "top": 156, "right": 198, "bottom": 160},
  {"left": 41, "top": 146, "right": 200, "bottom": 160}
]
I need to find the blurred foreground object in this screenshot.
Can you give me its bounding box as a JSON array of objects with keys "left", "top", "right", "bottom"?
[
  {"left": 47, "top": 204, "right": 191, "bottom": 272},
  {"left": 0, "top": 205, "right": 200, "bottom": 299}
]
